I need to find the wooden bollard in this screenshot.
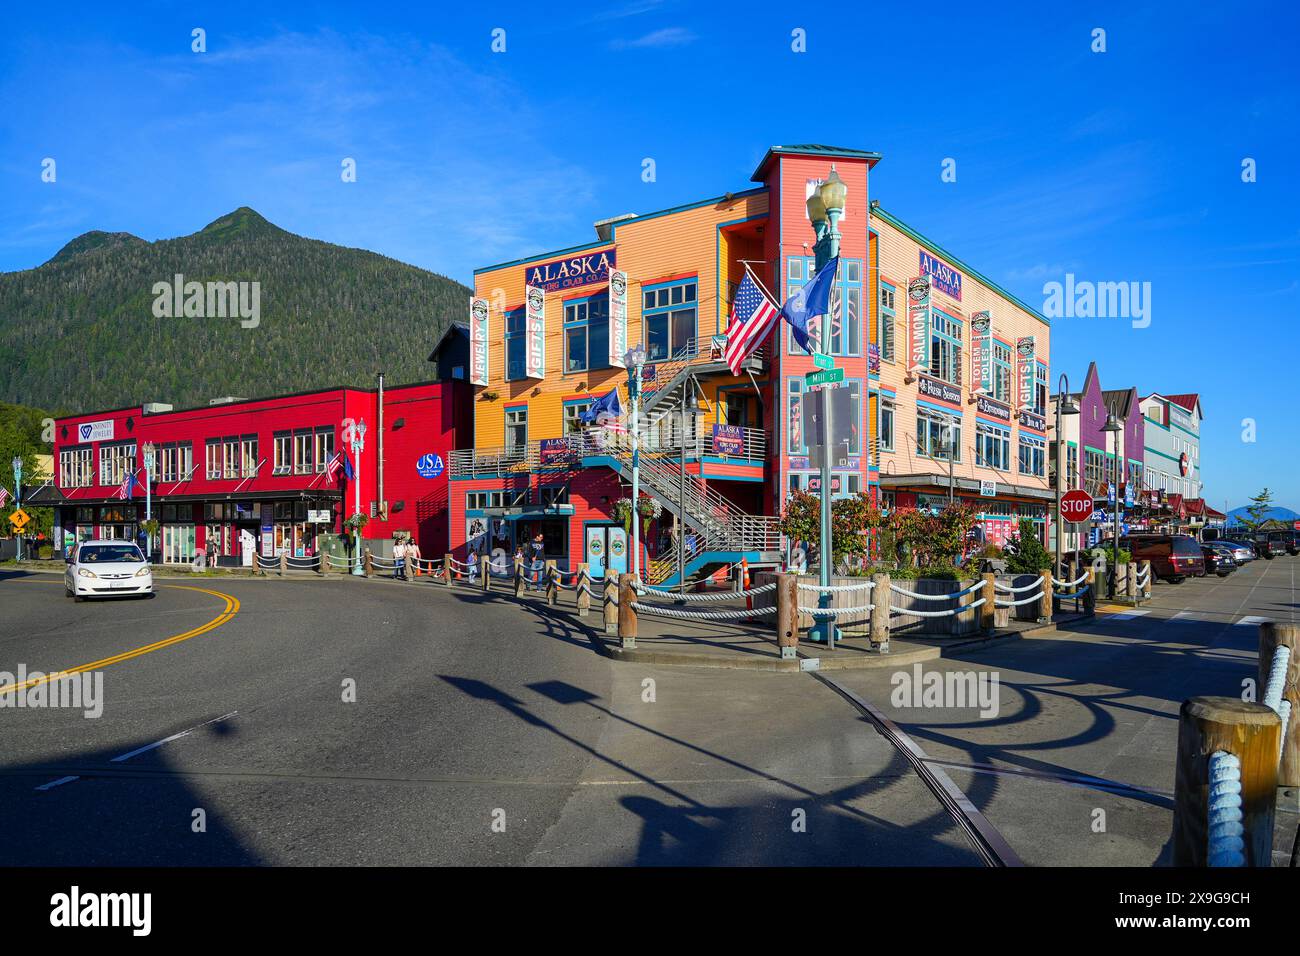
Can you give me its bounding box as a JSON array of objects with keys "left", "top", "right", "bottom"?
[
  {"left": 1127, "top": 562, "right": 1139, "bottom": 603},
  {"left": 1037, "top": 569, "right": 1052, "bottom": 622},
  {"left": 576, "top": 564, "right": 591, "bottom": 617},
  {"left": 363, "top": 549, "right": 373, "bottom": 577},
  {"left": 279, "top": 551, "right": 288, "bottom": 577},
  {"left": 442, "top": 553, "right": 453, "bottom": 586},
  {"left": 617, "top": 573, "right": 637, "bottom": 649},
  {"left": 980, "top": 571, "right": 996, "bottom": 633},
  {"left": 545, "top": 560, "right": 557, "bottom": 605},
  {"left": 1084, "top": 567, "right": 1096, "bottom": 616},
  {"left": 481, "top": 554, "right": 491, "bottom": 591},
  {"left": 1172, "top": 697, "right": 1280, "bottom": 867},
  {"left": 776, "top": 571, "right": 799, "bottom": 660},
  {"left": 1259, "top": 622, "right": 1300, "bottom": 788},
  {"left": 602, "top": 577, "right": 618, "bottom": 636},
  {"left": 870, "top": 572, "right": 890, "bottom": 652},
  {"left": 513, "top": 555, "right": 524, "bottom": 597},
  {"left": 1142, "top": 559, "right": 1152, "bottom": 599}
]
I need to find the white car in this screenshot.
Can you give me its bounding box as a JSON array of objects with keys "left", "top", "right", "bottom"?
[{"left": 65, "top": 539, "right": 154, "bottom": 601}]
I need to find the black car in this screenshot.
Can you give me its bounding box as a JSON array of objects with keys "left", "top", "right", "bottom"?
[
  {"left": 1256, "top": 532, "right": 1288, "bottom": 559},
  {"left": 1282, "top": 530, "right": 1300, "bottom": 556},
  {"left": 1201, "top": 543, "right": 1236, "bottom": 577}
]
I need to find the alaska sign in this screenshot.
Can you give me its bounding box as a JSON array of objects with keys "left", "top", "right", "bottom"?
[{"left": 525, "top": 249, "right": 615, "bottom": 293}]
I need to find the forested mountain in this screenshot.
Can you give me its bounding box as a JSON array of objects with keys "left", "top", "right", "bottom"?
[{"left": 0, "top": 208, "right": 470, "bottom": 412}]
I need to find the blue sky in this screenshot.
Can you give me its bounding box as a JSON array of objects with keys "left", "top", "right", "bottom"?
[{"left": 1, "top": 1, "right": 1297, "bottom": 508}]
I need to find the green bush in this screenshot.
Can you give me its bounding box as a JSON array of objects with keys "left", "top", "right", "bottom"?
[
  {"left": 38, "top": 544, "right": 53, "bottom": 560},
  {"left": 1005, "top": 518, "right": 1052, "bottom": 573}
]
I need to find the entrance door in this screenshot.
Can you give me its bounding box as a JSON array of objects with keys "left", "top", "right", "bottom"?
[{"left": 585, "top": 525, "right": 629, "bottom": 580}]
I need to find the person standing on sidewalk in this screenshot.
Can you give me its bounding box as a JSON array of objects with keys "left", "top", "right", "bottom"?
[
  {"left": 407, "top": 537, "right": 422, "bottom": 577},
  {"left": 392, "top": 537, "right": 407, "bottom": 580}
]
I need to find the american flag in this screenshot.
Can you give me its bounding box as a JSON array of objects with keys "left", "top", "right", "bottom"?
[
  {"left": 115, "top": 470, "right": 140, "bottom": 500},
  {"left": 723, "top": 272, "right": 778, "bottom": 374},
  {"left": 324, "top": 452, "right": 344, "bottom": 483},
  {"left": 0, "top": 486, "right": 9, "bottom": 509}
]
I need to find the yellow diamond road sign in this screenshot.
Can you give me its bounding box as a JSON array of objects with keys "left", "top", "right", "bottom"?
[{"left": 9, "top": 508, "right": 30, "bottom": 531}]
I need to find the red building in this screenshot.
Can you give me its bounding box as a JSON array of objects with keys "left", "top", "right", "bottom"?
[{"left": 47, "top": 374, "right": 469, "bottom": 564}]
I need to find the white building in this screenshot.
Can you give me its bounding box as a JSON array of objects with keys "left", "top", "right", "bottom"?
[{"left": 1140, "top": 393, "right": 1202, "bottom": 499}]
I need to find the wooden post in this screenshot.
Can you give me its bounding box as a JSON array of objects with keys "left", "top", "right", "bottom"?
[
  {"left": 1172, "top": 696, "right": 1280, "bottom": 866},
  {"left": 980, "top": 571, "right": 995, "bottom": 633},
  {"left": 1084, "top": 567, "right": 1096, "bottom": 616},
  {"left": 776, "top": 571, "right": 799, "bottom": 660},
  {"left": 545, "top": 560, "right": 558, "bottom": 605},
  {"left": 279, "top": 551, "right": 288, "bottom": 577},
  {"left": 1142, "top": 559, "right": 1152, "bottom": 599},
  {"left": 481, "top": 554, "right": 491, "bottom": 592},
  {"left": 1259, "top": 622, "right": 1300, "bottom": 788},
  {"left": 870, "top": 572, "right": 890, "bottom": 652},
  {"left": 576, "top": 564, "right": 590, "bottom": 617},
  {"left": 956, "top": 576, "right": 975, "bottom": 635},
  {"left": 602, "top": 577, "right": 617, "bottom": 635},
  {"left": 442, "top": 553, "right": 453, "bottom": 586},
  {"left": 1037, "top": 568, "right": 1052, "bottom": 623},
  {"left": 1127, "top": 562, "right": 1138, "bottom": 603},
  {"left": 617, "top": 573, "right": 637, "bottom": 649},
  {"left": 363, "top": 549, "right": 373, "bottom": 577},
  {"left": 513, "top": 555, "right": 524, "bottom": 597}
]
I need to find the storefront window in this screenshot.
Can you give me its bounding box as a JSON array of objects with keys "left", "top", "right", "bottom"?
[{"left": 643, "top": 279, "right": 696, "bottom": 362}]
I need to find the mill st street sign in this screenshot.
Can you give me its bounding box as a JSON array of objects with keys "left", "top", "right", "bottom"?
[{"left": 804, "top": 367, "right": 845, "bottom": 387}]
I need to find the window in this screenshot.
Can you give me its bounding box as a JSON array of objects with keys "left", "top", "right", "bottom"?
[
  {"left": 313, "top": 428, "right": 334, "bottom": 473},
  {"left": 563, "top": 297, "right": 610, "bottom": 374},
  {"left": 157, "top": 442, "right": 193, "bottom": 482},
  {"left": 929, "top": 311, "right": 963, "bottom": 386},
  {"left": 787, "top": 379, "right": 804, "bottom": 454},
  {"left": 222, "top": 437, "right": 240, "bottom": 479},
  {"left": 273, "top": 432, "right": 292, "bottom": 475},
  {"left": 992, "top": 342, "right": 1012, "bottom": 403},
  {"left": 506, "top": 407, "right": 527, "bottom": 455},
  {"left": 976, "top": 422, "right": 1012, "bottom": 471},
  {"left": 240, "top": 435, "right": 259, "bottom": 478},
  {"left": 1034, "top": 363, "right": 1048, "bottom": 416},
  {"left": 206, "top": 440, "right": 222, "bottom": 479},
  {"left": 1084, "top": 449, "right": 1106, "bottom": 495},
  {"left": 917, "top": 409, "right": 961, "bottom": 462},
  {"left": 563, "top": 402, "right": 591, "bottom": 435},
  {"left": 1067, "top": 444, "right": 1079, "bottom": 489},
  {"left": 790, "top": 257, "right": 862, "bottom": 356},
  {"left": 506, "top": 308, "right": 526, "bottom": 380},
  {"left": 292, "top": 430, "right": 313, "bottom": 475},
  {"left": 1018, "top": 435, "right": 1046, "bottom": 477},
  {"left": 467, "top": 491, "right": 508, "bottom": 510},
  {"left": 878, "top": 283, "right": 896, "bottom": 362},
  {"left": 538, "top": 486, "right": 569, "bottom": 507},
  {"left": 99, "top": 442, "right": 137, "bottom": 486},
  {"left": 60, "top": 446, "right": 94, "bottom": 487},
  {"left": 847, "top": 381, "right": 862, "bottom": 455},
  {"left": 643, "top": 279, "right": 697, "bottom": 362},
  {"left": 879, "top": 398, "right": 895, "bottom": 453}
]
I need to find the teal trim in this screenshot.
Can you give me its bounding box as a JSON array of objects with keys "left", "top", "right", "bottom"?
[
  {"left": 1170, "top": 420, "right": 1200, "bottom": 439},
  {"left": 872, "top": 206, "right": 1050, "bottom": 327},
  {"left": 917, "top": 398, "right": 961, "bottom": 415},
  {"left": 1145, "top": 447, "right": 1182, "bottom": 464}
]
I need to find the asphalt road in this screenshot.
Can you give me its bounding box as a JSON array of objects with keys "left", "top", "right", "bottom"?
[
  {"left": 0, "top": 569, "right": 979, "bottom": 866},
  {"left": 828, "top": 554, "right": 1300, "bottom": 866}
]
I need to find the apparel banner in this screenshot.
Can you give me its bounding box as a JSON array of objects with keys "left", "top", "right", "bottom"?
[
  {"left": 907, "top": 276, "right": 931, "bottom": 378},
  {"left": 469, "top": 296, "right": 489, "bottom": 386},
  {"left": 608, "top": 270, "right": 628, "bottom": 369},
  {"left": 525, "top": 285, "right": 545, "bottom": 379},
  {"left": 970, "top": 311, "right": 992, "bottom": 395},
  {"left": 1017, "top": 335, "right": 1036, "bottom": 411}
]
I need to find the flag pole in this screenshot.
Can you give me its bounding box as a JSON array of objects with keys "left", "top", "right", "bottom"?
[{"left": 739, "top": 260, "right": 780, "bottom": 308}]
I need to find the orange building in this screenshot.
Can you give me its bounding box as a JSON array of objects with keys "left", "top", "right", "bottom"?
[{"left": 446, "top": 144, "right": 1052, "bottom": 582}]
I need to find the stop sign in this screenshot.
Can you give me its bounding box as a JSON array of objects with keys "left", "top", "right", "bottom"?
[{"left": 1061, "top": 490, "right": 1094, "bottom": 523}]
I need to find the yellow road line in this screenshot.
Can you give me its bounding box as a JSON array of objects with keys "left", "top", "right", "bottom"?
[{"left": 0, "top": 584, "right": 239, "bottom": 695}]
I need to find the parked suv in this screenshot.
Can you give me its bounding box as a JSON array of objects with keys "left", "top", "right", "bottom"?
[
  {"left": 1256, "top": 532, "right": 1287, "bottom": 559},
  {"left": 1121, "top": 534, "right": 1205, "bottom": 583}
]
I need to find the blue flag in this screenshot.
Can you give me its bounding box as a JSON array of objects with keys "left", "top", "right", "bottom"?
[
  {"left": 781, "top": 256, "right": 840, "bottom": 355},
  {"left": 344, "top": 454, "right": 355, "bottom": 481},
  {"left": 579, "top": 388, "right": 622, "bottom": 424}
]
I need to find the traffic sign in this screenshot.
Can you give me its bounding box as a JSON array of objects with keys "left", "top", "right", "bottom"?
[
  {"left": 804, "top": 367, "right": 845, "bottom": 387},
  {"left": 812, "top": 352, "right": 835, "bottom": 370},
  {"left": 1061, "top": 490, "right": 1094, "bottom": 523},
  {"left": 9, "top": 507, "right": 30, "bottom": 532}
]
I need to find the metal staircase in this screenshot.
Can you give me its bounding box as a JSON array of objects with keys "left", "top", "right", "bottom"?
[{"left": 576, "top": 429, "right": 779, "bottom": 585}]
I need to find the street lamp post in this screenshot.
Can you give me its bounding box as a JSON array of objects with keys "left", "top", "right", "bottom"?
[
  {"left": 142, "top": 441, "right": 156, "bottom": 560},
  {"left": 806, "top": 167, "right": 847, "bottom": 647},
  {"left": 1053, "top": 377, "right": 1080, "bottom": 584},
  {"left": 11, "top": 456, "right": 22, "bottom": 563},
  {"left": 351, "top": 420, "right": 367, "bottom": 576},
  {"left": 624, "top": 344, "right": 647, "bottom": 581},
  {"left": 1101, "top": 410, "right": 1124, "bottom": 597}
]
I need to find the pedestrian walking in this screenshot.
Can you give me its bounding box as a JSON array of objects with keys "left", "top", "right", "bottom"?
[
  {"left": 466, "top": 546, "right": 479, "bottom": 583},
  {"left": 207, "top": 535, "right": 219, "bottom": 569},
  {"left": 407, "top": 537, "right": 422, "bottom": 577}
]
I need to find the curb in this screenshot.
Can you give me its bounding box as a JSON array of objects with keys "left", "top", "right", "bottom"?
[{"left": 604, "top": 641, "right": 941, "bottom": 672}]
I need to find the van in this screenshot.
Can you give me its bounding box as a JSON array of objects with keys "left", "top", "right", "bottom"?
[{"left": 1121, "top": 534, "right": 1205, "bottom": 583}]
